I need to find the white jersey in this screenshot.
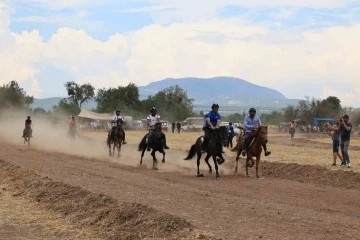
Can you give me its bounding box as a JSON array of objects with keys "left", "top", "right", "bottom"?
[
  {"left": 112, "top": 115, "right": 123, "bottom": 127},
  {"left": 147, "top": 114, "right": 160, "bottom": 127}
]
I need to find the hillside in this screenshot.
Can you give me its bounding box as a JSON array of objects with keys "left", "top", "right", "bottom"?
[{"left": 30, "top": 77, "right": 300, "bottom": 111}]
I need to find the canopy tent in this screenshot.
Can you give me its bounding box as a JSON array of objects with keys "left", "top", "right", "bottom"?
[
  {"left": 77, "top": 108, "right": 113, "bottom": 121},
  {"left": 313, "top": 118, "right": 334, "bottom": 126}
]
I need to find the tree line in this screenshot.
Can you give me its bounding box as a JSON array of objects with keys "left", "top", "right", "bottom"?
[{"left": 1, "top": 80, "right": 359, "bottom": 125}]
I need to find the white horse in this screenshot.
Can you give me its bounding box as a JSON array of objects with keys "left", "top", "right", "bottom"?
[{"left": 234, "top": 127, "right": 245, "bottom": 142}]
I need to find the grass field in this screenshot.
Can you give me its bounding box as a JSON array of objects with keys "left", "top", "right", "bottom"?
[{"left": 82, "top": 130, "right": 360, "bottom": 172}]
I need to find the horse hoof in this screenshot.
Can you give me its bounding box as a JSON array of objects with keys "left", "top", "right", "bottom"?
[
  {"left": 162, "top": 160, "right": 165, "bottom": 163},
  {"left": 152, "top": 167, "right": 158, "bottom": 170},
  {"left": 196, "top": 173, "right": 204, "bottom": 177},
  {"left": 216, "top": 176, "right": 220, "bottom": 180},
  {"left": 209, "top": 170, "right": 212, "bottom": 174}
]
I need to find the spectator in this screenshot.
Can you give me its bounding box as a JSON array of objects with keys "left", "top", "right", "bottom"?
[
  {"left": 176, "top": 121, "right": 181, "bottom": 134},
  {"left": 326, "top": 115, "right": 352, "bottom": 167},
  {"left": 326, "top": 118, "right": 343, "bottom": 166},
  {"left": 227, "top": 122, "right": 234, "bottom": 148},
  {"left": 171, "top": 121, "right": 175, "bottom": 133}
]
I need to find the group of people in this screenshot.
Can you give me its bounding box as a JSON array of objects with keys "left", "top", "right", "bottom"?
[
  {"left": 201, "top": 104, "right": 271, "bottom": 157},
  {"left": 325, "top": 115, "right": 352, "bottom": 168},
  {"left": 171, "top": 121, "right": 181, "bottom": 133}
]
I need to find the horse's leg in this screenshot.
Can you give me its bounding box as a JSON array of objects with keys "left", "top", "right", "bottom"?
[
  {"left": 112, "top": 141, "right": 116, "bottom": 157},
  {"left": 204, "top": 153, "right": 212, "bottom": 174},
  {"left": 196, "top": 149, "right": 203, "bottom": 177},
  {"left": 117, "top": 141, "right": 121, "bottom": 157},
  {"left": 151, "top": 150, "right": 158, "bottom": 170},
  {"left": 140, "top": 147, "right": 146, "bottom": 165},
  {"left": 255, "top": 155, "right": 261, "bottom": 179},
  {"left": 161, "top": 150, "right": 165, "bottom": 163},
  {"left": 245, "top": 155, "right": 250, "bottom": 176},
  {"left": 108, "top": 140, "right": 112, "bottom": 157},
  {"left": 234, "top": 146, "right": 241, "bottom": 174},
  {"left": 212, "top": 153, "right": 220, "bottom": 180}
]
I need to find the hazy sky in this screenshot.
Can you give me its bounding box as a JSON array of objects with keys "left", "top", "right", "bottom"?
[{"left": 1, "top": 1, "right": 359, "bottom": 106}]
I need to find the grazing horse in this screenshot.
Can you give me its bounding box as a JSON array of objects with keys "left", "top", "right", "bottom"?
[
  {"left": 138, "top": 122, "right": 165, "bottom": 170},
  {"left": 107, "top": 119, "right": 123, "bottom": 157},
  {"left": 230, "top": 125, "right": 269, "bottom": 178},
  {"left": 23, "top": 125, "right": 31, "bottom": 147},
  {"left": 184, "top": 126, "right": 228, "bottom": 179}
]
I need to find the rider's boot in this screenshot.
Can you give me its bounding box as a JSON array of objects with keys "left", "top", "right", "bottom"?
[
  {"left": 201, "top": 137, "right": 208, "bottom": 153},
  {"left": 262, "top": 142, "right": 271, "bottom": 156},
  {"left": 241, "top": 137, "right": 249, "bottom": 156},
  {"left": 122, "top": 129, "right": 127, "bottom": 144},
  {"left": 162, "top": 134, "right": 170, "bottom": 149}
]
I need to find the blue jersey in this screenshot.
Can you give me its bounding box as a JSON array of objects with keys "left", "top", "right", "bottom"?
[
  {"left": 228, "top": 126, "right": 234, "bottom": 137},
  {"left": 205, "top": 111, "right": 221, "bottom": 128}
]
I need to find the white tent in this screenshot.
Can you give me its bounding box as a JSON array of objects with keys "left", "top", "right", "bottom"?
[{"left": 77, "top": 108, "right": 113, "bottom": 121}]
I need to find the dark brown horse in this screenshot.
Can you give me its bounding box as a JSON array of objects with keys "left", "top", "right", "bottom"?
[
  {"left": 230, "top": 125, "right": 269, "bottom": 178},
  {"left": 107, "top": 119, "right": 123, "bottom": 157},
  {"left": 138, "top": 122, "right": 165, "bottom": 170},
  {"left": 184, "top": 126, "right": 228, "bottom": 179},
  {"left": 289, "top": 127, "right": 295, "bottom": 139},
  {"left": 23, "top": 125, "right": 31, "bottom": 148}
]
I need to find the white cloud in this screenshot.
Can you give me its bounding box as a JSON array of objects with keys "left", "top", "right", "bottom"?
[
  {"left": 1, "top": 2, "right": 360, "bottom": 106},
  {"left": 29, "top": 78, "right": 43, "bottom": 97}
]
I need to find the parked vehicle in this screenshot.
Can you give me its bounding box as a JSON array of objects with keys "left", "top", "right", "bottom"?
[{"left": 181, "top": 117, "right": 204, "bottom": 131}]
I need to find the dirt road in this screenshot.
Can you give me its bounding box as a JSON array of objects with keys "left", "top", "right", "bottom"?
[{"left": 1, "top": 140, "right": 360, "bottom": 240}]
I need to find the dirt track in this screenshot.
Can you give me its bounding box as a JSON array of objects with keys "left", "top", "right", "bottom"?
[{"left": 1, "top": 137, "right": 360, "bottom": 240}]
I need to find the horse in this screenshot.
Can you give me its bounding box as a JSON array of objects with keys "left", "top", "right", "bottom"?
[
  {"left": 289, "top": 127, "right": 295, "bottom": 139},
  {"left": 23, "top": 125, "right": 31, "bottom": 148},
  {"left": 230, "top": 125, "right": 269, "bottom": 178},
  {"left": 138, "top": 122, "right": 165, "bottom": 170},
  {"left": 234, "top": 126, "right": 245, "bottom": 142},
  {"left": 68, "top": 125, "right": 77, "bottom": 140},
  {"left": 107, "top": 119, "right": 123, "bottom": 157},
  {"left": 184, "top": 126, "right": 228, "bottom": 179}
]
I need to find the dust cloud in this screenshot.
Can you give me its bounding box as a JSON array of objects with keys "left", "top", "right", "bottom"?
[{"left": 0, "top": 108, "right": 235, "bottom": 177}]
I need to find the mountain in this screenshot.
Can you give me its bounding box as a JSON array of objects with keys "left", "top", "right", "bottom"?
[{"left": 30, "top": 77, "right": 300, "bottom": 112}]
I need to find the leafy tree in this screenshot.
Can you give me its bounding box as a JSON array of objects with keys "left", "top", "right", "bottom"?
[
  {"left": 227, "top": 113, "right": 242, "bottom": 123},
  {"left": 283, "top": 106, "right": 299, "bottom": 122},
  {"left": 142, "top": 85, "right": 194, "bottom": 120},
  {"left": 96, "top": 83, "right": 140, "bottom": 113},
  {"left": 199, "top": 111, "right": 204, "bottom": 117},
  {"left": 0, "top": 80, "right": 33, "bottom": 110},
  {"left": 52, "top": 99, "right": 80, "bottom": 116},
  {"left": 33, "top": 107, "right": 47, "bottom": 115},
  {"left": 65, "top": 81, "right": 95, "bottom": 108},
  {"left": 261, "top": 111, "right": 283, "bottom": 125}
]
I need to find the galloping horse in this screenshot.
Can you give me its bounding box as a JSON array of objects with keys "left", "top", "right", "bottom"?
[
  {"left": 138, "top": 122, "right": 165, "bottom": 169},
  {"left": 184, "top": 126, "right": 228, "bottom": 179},
  {"left": 107, "top": 119, "right": 123, "bottom": 157},
  {"left": 230, "top": 125, "right": 269, "bottom": 178},
  {"left": 23, "top": 125, "right": 31, "bottom": 147}
]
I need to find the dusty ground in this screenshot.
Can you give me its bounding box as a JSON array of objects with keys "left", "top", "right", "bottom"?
[{"left": 1, "top": 125, "right": 360, "bottom": 239}]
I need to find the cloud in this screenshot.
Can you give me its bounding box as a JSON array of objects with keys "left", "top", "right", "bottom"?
[{"left": 1, "top": 2, "right": 360, "bottom": 107}]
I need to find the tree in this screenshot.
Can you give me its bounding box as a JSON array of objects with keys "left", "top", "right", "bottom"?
[
  {"left": 65, "top": 81, "right": 95, "bottom": 108},
  {"left": 96, "top": 83, "right": 141, "bottom": 113},
  {"left": 199, "top": 111, "right": 204, "bottom": 117},
  {"left": 142, "top": 85, "right": 194, "bottom": 120},
  {"left": 52, "top": 99, "right": 80, "bottom": 116},
  {"left": 33, "top": 107, "right": 47, "bottom": 115},
  {"left": 283, "top": 106, "right": 298, "bottom": 122},
  {"left": 0, "top": 80, "right": 33, "bottom": 110},
  {"left": 261, "top": 111, "right": 283, "bottom": 125},
  {"left": 227, "top": 113, "right": 242, "bottom": 123}
]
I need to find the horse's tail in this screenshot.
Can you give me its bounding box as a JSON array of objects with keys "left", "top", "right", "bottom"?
[
  {"left": 230, "top": 142, "right": 238, "bottom": 152},
  {"left": 138, "top": 135, "right": 147, "bottom": 151},
  {"left": 184, "top": 144, "right": 197, "bottom": 160}
]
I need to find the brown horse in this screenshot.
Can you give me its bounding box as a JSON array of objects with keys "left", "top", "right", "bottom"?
[
  {"left": 23, "top": 125, "right": 31, "bottom": 148},
  {"left": 184, "top": 126, "right": 228, "bottom": 179},
  {"left": 107, "top": 119, "right": 123, "bottom": 157},
  {"left": 289, "top": 127, "right": 295, "bottom": 139},
  {"left": 230, "top": 125, "right": 269, "bottom": 178}
]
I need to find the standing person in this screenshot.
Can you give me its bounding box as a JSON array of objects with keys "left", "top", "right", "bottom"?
[
  {"left": 325, "top": 118, "right": 343, "bottom": 166},
  {"left": 228, "top": 122, "right": 234, "bottom": 148},
  {"left": 171, "top": 121, "right": 176, "bottom": 133},
  {"left": 326, "top": 115, "right": 352, "bottom": 167},
  {"left": 176, "top": 121, "right": 181, "bottom": 134}
]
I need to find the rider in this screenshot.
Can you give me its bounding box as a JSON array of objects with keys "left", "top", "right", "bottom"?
[
  {"left": 69, "top": 116, "right": 76, "bottom": 128},
  {"left": 22, "top": 116, "right": 33, "bottom": 138},
  {"left": 201, "top": 103, "right": 221, "bottom": 153},
  {"left": 241, "top": 108, "right": 271, "bottom": 157},
  {"left": 108, "top": 110, "right": 127, "bottom": 144},
  {"left": 290, "top": 120, "right": 296, "bottom": 131},
  {"left": 146, "top": 107, "right": 169, "bottom": 151}
]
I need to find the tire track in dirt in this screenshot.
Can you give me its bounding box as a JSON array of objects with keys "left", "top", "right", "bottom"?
[{"left": 1, "top": 139, "right": 360, "bottom": 239}]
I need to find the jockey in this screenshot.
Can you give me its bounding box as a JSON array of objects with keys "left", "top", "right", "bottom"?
[
  {"left": 108, "top": 109, "right": 127, "bottom": 144},
  {"left": 69, "top": 116, "right": 76, "bottom": 128},
  {"left": 146, "top": 107, "right": 169, "bottom": 151},
  {"left": 290, "top": 121, "right": 296, "bottom": 130},
  {"left": 22, "top": 116, "right": 33, "bottom": 138},
  {"left": 241, "top": 108, "right": 271, "bottom": 157},
  {"left": 201, "top": 103, "right": 221, "bottom": 153}
]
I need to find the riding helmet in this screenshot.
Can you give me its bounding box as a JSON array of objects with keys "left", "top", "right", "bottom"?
[
  {"left": 116, "top": 109, "right": 121, "bottom": 113},
  {"left": 27, "top": 116, "right": 30, "bottom": 119},
  {"left": 211, "top": 103, "right": 219, "bottom": 109},
  {"left": 150, "top": 107, "right": 156, "bottom": 112},
  {"left": 249, "top": 107, "right": 256, "bottom": 113}
]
